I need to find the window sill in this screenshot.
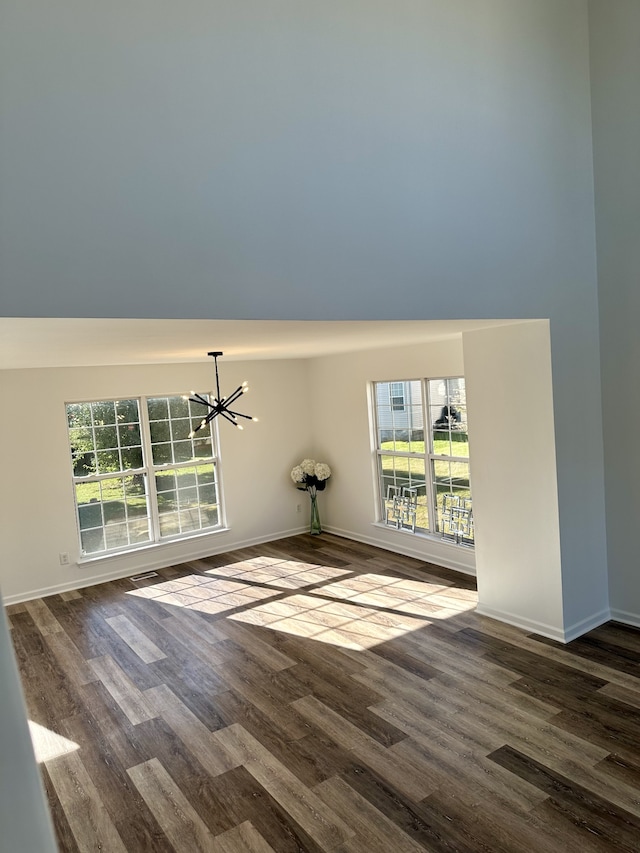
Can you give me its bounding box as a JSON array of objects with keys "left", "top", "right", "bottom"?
[
  {"left": 371, "top": 522, "right": 474, "bottom": 550},
  {"left": 77, "top": 527, "right": 231, "bottom": 566}
]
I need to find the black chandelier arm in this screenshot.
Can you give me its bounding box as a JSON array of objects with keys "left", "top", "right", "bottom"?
[
  {"left": 219, "top": 409, "right": 240, "bottom": 427},
  {"left": 191, "top": 409, "right": 218, "bottom": 435},
  {"left": 189, "top": 393, "right": 213, "bottom": 410},
  {"left": 225, "top": 409, "right": 253, "bottom": 420},
  {"left": 221, "top": 385, "right": 246, "bottom": 407}
]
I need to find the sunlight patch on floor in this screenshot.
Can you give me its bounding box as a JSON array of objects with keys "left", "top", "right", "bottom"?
[
  {"left": 28, "top": 721, "right": 79, "bottom": 764},
  {"left": 202, "top": 558, "right": 352, "bottom": 590},
  {"left": 229, "top": 593, "right": 431, "bottom": 649},
  {"left": 125, "top": 557, "right": 477, "bottom": 648}
]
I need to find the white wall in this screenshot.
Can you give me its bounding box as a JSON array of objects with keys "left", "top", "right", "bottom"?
[
  {"left": 589, "top": 1, "right": 640, "bottom": 627},
  {"left": 464, "top": 322, "right": 568, "bottom": 639},
  {"left": 0, "top": 358, "right": 312, "bottom": 602},
  {"left": 308, "top": 338, "right": 475, "bottom": 573}
]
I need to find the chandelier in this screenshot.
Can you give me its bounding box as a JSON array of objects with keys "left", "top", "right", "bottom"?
[{"left": 186, "top": 351, "right": 256, "bottom": 435}]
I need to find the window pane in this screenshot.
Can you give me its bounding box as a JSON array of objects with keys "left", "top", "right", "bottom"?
[
  {"left": 156, "top": 463, "right": 219, "bottom": 538},
  {"left": 96, "top": 449, "right": 121, "bottom": 474},
  {"left": 68, "top": 426, "right": 92, "bottom": 448},
  {"left": 149, "top": 421, "right": 170, "bottom": 443},
  {"left": 101, "top": 477, "right": 125, "bottom": 519},
  {"left": 67, "top": 403, "right": 91, "bottom": 429},
  {"left": 199, "top": 483, "right": 216, "bottom": 505},
  {"left": 178, "top": 486, "right": 198, "bottom": 508},
  {"left": 197, "top": 466, "right": 215, "bottom": 486},
  {"left": 147, "top": 398, "right": 168, "bottom": 421},
  {"left": 66, "top": 399, "right": 142, "bottom": 479},
  {"left": 92, "top": 401, "right": 116, "bottom": 426},
  {"left": 105, "top": 523, "right": 129, "bottom": 549},
  {"left": 159, "top": 512, "right": 180, "bottom": 537},
  {"left": 202, "top": 504, "right": 219, "bottom": 527},
  {"left": 75, "top": 474, "right": 150, "bottom": 555},
  {"left": 176, "top": 470, "right": 196, "bottom": 489},
  {"left": 115, "top": 399, "right": 139, "bottom": 424},
  {"left": 147, "top": 395, "right": 214, "bottom": 467},
  {"left": 76, "top": 496, "right": 102, "bottom": 530},
  {"left": 179, "top": 511, "right": 200, "bottom": 534},
  {"left": 72, "top": 451, "right": 96, "bottom": 477},
  {"left": 429, "top": 379, "right": 468, "bottom": 458},
  {"left": 171, "top": 418, "right": 192, "bottom": 441},
  {"left": 80, "top": 528, "right": 105, "bottom": 555},
  {"left": 432, "top": 459, "right": 473, "bottom": 543},
  {"left": 152, "top": 443, "right": 172, "bottom": 465},
  {"left": 194, "top": 437, "right": 213, "bottom": 458},
  {"left": 129, "top": 523, "right": 151, "bottom": 544},
  {"left": 169, "top": 396, "right": 189, "bottom": 418},
  {"left": 121, "top": 446, "right": 143, "bottom": 470},
  {"left": 119, "top": 423, "right": 141, "bottom": 447},
  {"left": 378, "top": 454, "right": 428, "bottom": 532},
  {"left": 94, "top": 425, "right": 117, "bottom": 450},
  {"left": 174, "top": 441, "right": 193, "bottom": 463},
  {"left": 155, "top": 471, "right": 176, "bottom": 494}
]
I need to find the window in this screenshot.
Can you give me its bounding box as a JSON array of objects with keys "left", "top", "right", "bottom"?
[
  {"left": 66, "top": 395, "right": 222, "bottom": 557},
  {"left": 372, "top": 377, "right": 473, "bottom": 545},
  {"left": 389, "top": 381, "right": 406, "bottom": 412}
]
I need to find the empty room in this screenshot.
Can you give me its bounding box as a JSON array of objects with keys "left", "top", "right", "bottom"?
[{"left": 1, "top": 1, "right": 640, "bottom": 851}]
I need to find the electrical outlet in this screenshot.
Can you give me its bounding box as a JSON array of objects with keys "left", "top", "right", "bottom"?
[
  {"left": 59, "top": 552, "right": 70, "bottom": 565},
  {"left": 296, "top": 503, "right": 302, "bottom": 513}
]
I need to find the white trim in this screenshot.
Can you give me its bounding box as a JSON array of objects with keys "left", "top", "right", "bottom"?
[
  {"left": 475, "top": 604, "right": 567, "bottom": 642},
  {"left": 562, "top": 609, "right": 612, "bottom": 642},
  {"left": 475, "top": 604, "right": 611, "bottom": 644},
  {"left": 609, "top": 608, "right": 640, "bottom": 630},
  {"left": 2, "top": 525, "right": 307, "bottom": 606},
  {"left": 326, "top": 524, "right": 476, "bottom": 576},
  {"left": 77, "top": 527, "right": 231, "bottom": 565}
]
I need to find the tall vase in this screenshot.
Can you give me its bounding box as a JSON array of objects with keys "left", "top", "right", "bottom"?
[{"left": 309, "top": 491, "right": 322, "bottom": 535}]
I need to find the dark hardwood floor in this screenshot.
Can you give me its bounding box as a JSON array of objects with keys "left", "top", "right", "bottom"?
[{"left": 7, "top": 533, "right": 640, "bottom": 852}]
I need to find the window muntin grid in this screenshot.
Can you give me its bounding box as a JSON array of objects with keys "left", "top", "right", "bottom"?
[
  {"left": 66, "top": 395, "right": 222, "bottom": 557},
  {"left": 372, "top": 377, "right": 473, "bottom": 545}
]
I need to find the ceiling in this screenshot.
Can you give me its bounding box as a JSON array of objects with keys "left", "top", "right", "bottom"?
[{"left": 0, "top": 317, "right": 518, "bottom": 369}]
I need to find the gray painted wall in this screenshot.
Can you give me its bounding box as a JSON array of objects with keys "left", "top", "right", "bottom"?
[{"left": 589, "top": 0, "right": 640, "bottom": 623}]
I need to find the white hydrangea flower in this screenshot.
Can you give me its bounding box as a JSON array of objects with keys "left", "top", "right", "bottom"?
[
  {"left": 314, "top": 462, "right": 331, "bottom": 480},
  {"left": 300, "top": 458, "right": 316, "bottom": 475},
  {"left": 290, "top": 465, "right": 305, "bottom": 483}
]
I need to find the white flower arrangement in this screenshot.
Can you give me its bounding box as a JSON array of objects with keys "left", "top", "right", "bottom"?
[{"left": 290, "top": 459, "right": 332, "bottom": 492}]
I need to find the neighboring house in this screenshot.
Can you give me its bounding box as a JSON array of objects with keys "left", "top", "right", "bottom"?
[{"left": 374, "top": 381, "right": 424, "bottom": 438}]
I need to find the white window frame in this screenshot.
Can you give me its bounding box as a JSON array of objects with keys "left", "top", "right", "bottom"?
[
  {"left": 66, "top": 394, "right": 224, "bottom": 559},
  {"left": 371, "top": 376, "right": 473, "bottom": 546}
]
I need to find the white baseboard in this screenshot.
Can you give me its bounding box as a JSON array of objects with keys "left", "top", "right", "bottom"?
[
  {"left": 2, "top": 526, "right": 307, "bottom": 606},
  {"left": 475, "top": 603, "right": 611, "bottom": 643},
  {"left": 325, "top": 525, "right": 476, "bottom": 577},
  {"left": 562, "top": 609, "right": 612, "bottom": 642},
  {"left": 609, "top": 608, "right": 640, "bottom": 630}
]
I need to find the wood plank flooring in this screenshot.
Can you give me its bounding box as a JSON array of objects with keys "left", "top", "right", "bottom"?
[{"left": 7, "top": 533, "right": 640, "bottom": 852}]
